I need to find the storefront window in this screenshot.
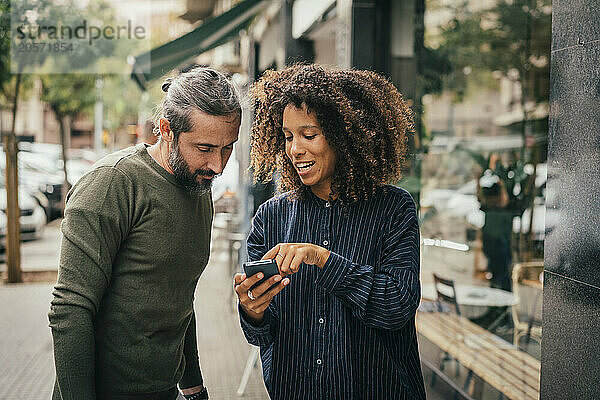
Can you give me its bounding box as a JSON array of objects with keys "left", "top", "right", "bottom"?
[{"left": 416, "top": 0, "right": 551, "bottom": 397}]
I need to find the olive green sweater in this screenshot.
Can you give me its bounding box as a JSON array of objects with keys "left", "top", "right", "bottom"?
[{"left": 49, "top": 143, "right": 213, "bottom": 399}]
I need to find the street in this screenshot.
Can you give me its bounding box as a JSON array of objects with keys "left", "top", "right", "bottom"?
[{"left": 0, "top": 219, "right": 62, "bottom": 275}]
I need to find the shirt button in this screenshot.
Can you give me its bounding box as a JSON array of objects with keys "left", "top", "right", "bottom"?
[
  {"left": 316, "top": 359, "right": 322, "bottom": 365},
  {"left": 323, "top": 240, "right": 329, "bottom": 246},
  {"left": 319, "top": 318, "right": 324, "bottom": 324},
  {"left": 325, "top": 202, "right": 331, "bottom": 208}
]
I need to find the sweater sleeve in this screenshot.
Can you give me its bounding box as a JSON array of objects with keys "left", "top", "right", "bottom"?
[
  {"left": 48, "top": 167, "right": 133, "bottom": 400},
  {"left": 314, "top": 195, "right": 421, "bottom": 331},
  {"left": 238, "top": 203, "right": 279, "bottom": 347},
  {"left": 178, "top": 311, "right": 204, "bottom": 389}
]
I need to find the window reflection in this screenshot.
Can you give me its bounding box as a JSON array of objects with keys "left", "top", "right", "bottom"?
[{"left": 417, "top": 0, "right": 550, "bottom": 398}]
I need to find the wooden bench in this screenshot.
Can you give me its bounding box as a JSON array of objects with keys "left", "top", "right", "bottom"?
[{"left": 416, "top": 311, "right": 540, "bottom": 400}]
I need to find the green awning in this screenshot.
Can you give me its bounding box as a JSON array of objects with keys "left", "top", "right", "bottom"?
[{"left": 130, "top": 0, "right": 268, "bottom": 90}]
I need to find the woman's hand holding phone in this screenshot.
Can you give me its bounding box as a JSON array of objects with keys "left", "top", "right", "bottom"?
[
  {"left": 234, "top": 269, "right": 289, "bottom": 325},
  {"left": 234, "top": 242, "right": 329, "bottom": 325}
]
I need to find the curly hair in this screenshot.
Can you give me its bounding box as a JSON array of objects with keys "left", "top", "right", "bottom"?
[{"left": 250, "top": 64, "right": 413, "bottom": 205}]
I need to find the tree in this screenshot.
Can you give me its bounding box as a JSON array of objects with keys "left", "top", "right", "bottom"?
[
  {"left": 0, "top": 0, "right": 10, "bottom": 88},
  {"left": 431, "top": 0, "right": 551, "bottom": 135},
  {"left": 1, "top": 0, "right": 54, "bottom": 282},
  {"left": 1, "top": 0, "right": 119, "bottom": 281},
  {"left": 423, "top": 0, "right": 551, "bottom": 260},
  {"left": 40, "top": 74, "right": 96, "bottom": 194},
  {"left": 36, "top": 0, "right": 118, "bottom": 191}
]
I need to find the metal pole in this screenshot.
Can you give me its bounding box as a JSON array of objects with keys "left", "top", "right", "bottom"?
[{"left": 94, "top": 76, "right": 104, "bottom": 153}]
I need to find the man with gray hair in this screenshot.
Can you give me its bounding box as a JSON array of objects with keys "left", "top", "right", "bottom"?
[{"left": 49, "top": 67, "right": 241, "bottom": 400}]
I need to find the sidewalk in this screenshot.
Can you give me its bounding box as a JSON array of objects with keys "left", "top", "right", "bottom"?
[
  {"left": 0, "top": 222, "right": 268, "bottom": 399},
  {"left": 0, "top": 283, "right": 55, "bottom": 400}
]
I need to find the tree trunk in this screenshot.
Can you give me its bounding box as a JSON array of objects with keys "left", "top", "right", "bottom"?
[{"left": 4, "top": 73, "right": 22, "bottom": 283}]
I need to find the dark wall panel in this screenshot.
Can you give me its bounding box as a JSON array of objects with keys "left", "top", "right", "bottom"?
[
  {"left": 542, "top": 0, "right": 600, "bottom": 397},
  {"left": 540, "top": 273, "right": 600, "bottom": 398},
  {"left": 544, "top": 40, "right": 600, "bottom": 288}
]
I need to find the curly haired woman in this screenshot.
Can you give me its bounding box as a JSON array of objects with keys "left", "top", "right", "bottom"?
[{"left": 233, "top": 64, "right": 425, "bottom": 399}]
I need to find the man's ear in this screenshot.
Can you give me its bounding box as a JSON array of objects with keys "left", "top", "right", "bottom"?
[{"left": 159, "top": 117, "right": 174, "bottom": 143}]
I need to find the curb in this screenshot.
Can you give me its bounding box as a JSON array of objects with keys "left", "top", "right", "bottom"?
[{"left": 1, "top": 270, "right": 57, "bottom": 284}]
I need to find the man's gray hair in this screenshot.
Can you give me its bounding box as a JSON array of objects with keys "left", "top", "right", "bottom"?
[{"left": 154, "top": 67, "right": 241, "bottom": 138}]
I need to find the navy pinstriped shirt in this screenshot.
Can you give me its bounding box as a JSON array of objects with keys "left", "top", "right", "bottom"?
[{"left": 239, "top": 185, "right": 426, "bottom": 399}]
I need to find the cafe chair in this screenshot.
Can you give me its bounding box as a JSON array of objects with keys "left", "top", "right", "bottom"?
[
  {"left": 511, "top": 262, "right": 544, "bottom": 348},
  {"left": 433, "top": 273, "right": 461, "bottom": 316},
  {"left": 430, "top": 273, "right": 468, "bottom": 395}
]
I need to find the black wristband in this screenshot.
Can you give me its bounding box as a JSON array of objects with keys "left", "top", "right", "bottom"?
[{"left": 183, "top": 387, "right": 208, "bottom": 400}]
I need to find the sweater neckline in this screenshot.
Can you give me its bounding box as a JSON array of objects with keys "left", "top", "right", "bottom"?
[{"left": 138, "top": 143, "right": 183, "bottom": 188}]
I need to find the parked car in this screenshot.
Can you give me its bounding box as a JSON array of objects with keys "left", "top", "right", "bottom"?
[
  {"left": 0, "top": 187, "right": 47, "bottom": 241},
  {"left": 422, "top": 163, "right": 550, "bottom": 244},
  {"left": 18, "top": 142, "right": 97, "bottom": 186},
  {"left": 0, "top": 148, "right": 65, "bottom": 220},
  {"left": 0, "top": 211, "right": 6, "bottom": 251}
]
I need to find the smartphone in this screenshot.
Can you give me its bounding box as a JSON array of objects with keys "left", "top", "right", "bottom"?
[{"left": 243, "top": 259, "right": 280, "bottom": 290}]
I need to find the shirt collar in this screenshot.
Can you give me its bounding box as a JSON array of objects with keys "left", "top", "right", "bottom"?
[{"left": 306, "top": 187, "right": 338, "bottom": 207}]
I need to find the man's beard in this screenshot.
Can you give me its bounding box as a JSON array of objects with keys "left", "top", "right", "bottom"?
[{"left": 168, "top": 139, "right": 216, "bottom": 194}]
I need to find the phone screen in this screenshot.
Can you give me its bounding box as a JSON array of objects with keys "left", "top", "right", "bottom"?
[{"left": 243, "top": 259, "right": 280, "bottom": 290}]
